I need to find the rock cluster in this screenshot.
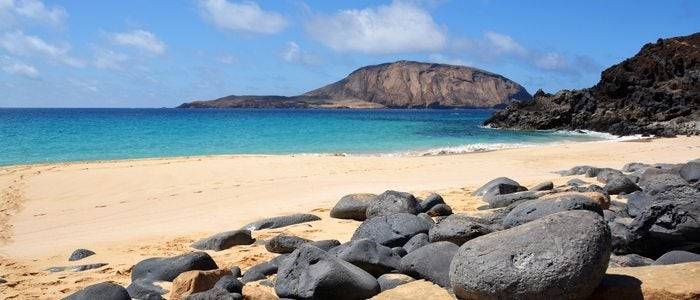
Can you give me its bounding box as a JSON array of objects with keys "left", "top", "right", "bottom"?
[{"left": 69, "top": 159, "right": 699, "bottom": 299}]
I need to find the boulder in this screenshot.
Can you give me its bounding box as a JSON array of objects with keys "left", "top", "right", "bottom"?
[
  {"left": 371, "top": 280, "right": 453, "bottom": 300},
  {"left": 391, "top": 247, "right": 407, "bottom": 257},
  {"left": 628, "top": 186, "right": 700, "bottom": 258},
  {"left": 426, "top": 203, "right": 453, "bottom": 217},
  {"left": 240, "top": 214, "right": 321, "bottom": 231},
  {"left": 608, "top": 254, "right": 654, "bottom": 267},
  {"left": 591, "top": 262, "right": 700, "bottom": 300},
  {"left": 329, "top": 239, "right": 401, "bottom": 276},
  {"left": 214, "top": 275, "right": 243, "bottom": 293},
  {"left": 330, "top": 193, "right": 377, "bottom": 221},
  {"left": 241, "top": 280, "right": 278, "bottom": 300},
  {"left": 66, "top": 282, "right": 131, "bottom": 300},
  {"left": 680, "top": 162, "right": 700, "bottom": 182},
  {"left": 604, "top": 176, "right": 641, "bottom": 195},
  {"left": 418, "top": 193, "right": 445, "bottom": 213},
  {"left": 502, "top": 193, "right": 603, "bottom": 228},
  {"left": 264, "top": 235, "right": 338, "bottom": 254},
  {"left": 128, "top": 252, "right": 217, "bottom": 299},
  {"left": 240, "top": 255, "right": 287, "bottom": 283},
  {"left": 428, "top": 214, "right": 492, "bottom": 246},
  {"left": 450, "top": 210, "right": 611, "bottom": 300},
  {"left": 567, "top": 178, "right": 588, "bottom": 186},
  {"left": 530, "top": 181, "right": 554, "bottom": 191},
  {"left": 376, "top": 273, "right": 416, "bottom": 292},
  {"left": 556, "top": 165, "right": 597, "bottom": 176},
  {"left": 275, "top": 244, "right": 380, "bottom": 300},
  {"left": 192, "top": 230, "right": 254, "bottom": 251},
  {"left": 399, "top": 241, "right": 458, "bottom": 288},
  {"left": 366, "top": 190, "right": 421, "bottom": 219},
  {"left": 625, "top": 191, "right": 653, "bottom": 217},
  {"left": 472, "top": 177, "right": 526, "bottom": 196},
  {"left": 184, "top": 289, "right": 242, "bottom": 300},
  {"left": 484, "top": 190, "right": 543, "bottom": 208},
  {"left": 610, "top": 222, "right": 633, "bottom": 255},
  {"left": 639, "top": 173, "right": 687, "bottom": 195},
  {"left": 68, "top": 249, "right": 96, "bottom": 261},
  {"left": 402, "top": 233, "right": 430, "bottom": 253},
  {"left": 622, "top": 162, "right": 653, "bottom": 173},
  {"left": 596, "top": 168, "right": 625, "bottom": 183},
  {"left": 416, "top": 213, "right": 435, "bottom": 226},
  {"left": 352, "top": 213, "right": 432, "bottom": 247},
  {"left": 653, "top": 251, "right": 700, "bottom": 265},
  {"left": 169, "top": 269, "right": 230, "bottom": 300},
  {"left": 46, "top": 263, "right": 108, "bottom": 273}
]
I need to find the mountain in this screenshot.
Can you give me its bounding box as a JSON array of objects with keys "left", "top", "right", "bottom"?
[
  {"left": 484, "top": 33, "right": 700, "bottom": 136},
  {"left": 177, "top": 61, "right": 531, "bottom": 109}
]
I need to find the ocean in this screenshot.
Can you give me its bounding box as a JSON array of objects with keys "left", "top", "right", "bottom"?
[{"left": 0, "top": 108, "right": 623, "bottom": 166}]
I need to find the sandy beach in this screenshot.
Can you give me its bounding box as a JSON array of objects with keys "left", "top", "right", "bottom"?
[{"left": 1, "top": 136, "right": 699, "bottom": 298}]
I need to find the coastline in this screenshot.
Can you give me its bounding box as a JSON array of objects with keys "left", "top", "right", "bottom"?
[{"left": 1, "top": 136, "right": 699, "bottom": 298}]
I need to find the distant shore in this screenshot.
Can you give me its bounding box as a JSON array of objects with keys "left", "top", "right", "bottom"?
[{"left": 0, "top": 136, "right": 698, "bottom": 298}]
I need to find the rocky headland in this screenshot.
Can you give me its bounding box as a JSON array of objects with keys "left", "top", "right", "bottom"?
[
  {"left": 485, "top": 32, "right": 700, "bottom": 136},
  {"left": 177, "top": 61, "right": 531, "bottom": 109},
  {"left": 60, "top": 158, "right": 700, "bottom": 299}
]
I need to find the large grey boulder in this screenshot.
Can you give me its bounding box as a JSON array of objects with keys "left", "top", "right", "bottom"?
[
  {"left": 484, "top": 190, "right": 543, "bottom": 208},
  {"left": 330, "top": 193, "right": 377, "bottom": 221},
  {"left": 652, "top": 250, "right": 700, "bottom": 265},
  {"left": 68, "top": 249, "right": 95, "bottom": 261},
  {"left": 240, "top": 254, "right": 288, "bottom": 283},
  {"left": 214, "top": 275, "right": 243, "bottom": 293},
  {"left": 399, "top": 241, "right": 459, "bottom": 288},
  {"left": 402, "top": 233, "right": 430, "bottom": 253},
  {"left": 679, "top": 161, "right": 700, "bottom": 182},
  {"left": 604, "top": 176, "right": 640, "bottom": 195},
  {"left": 502, "top": 194, "right": 603, "bottom": 228},
  {"left": 127, "top": 252, "right": 217, "bottom": 299},
  {"left": 624, "top": 191, "right": 652, "bottom": 217},
  {"left": 450, "top": 210, "right": 611, "bottom": 300},
  {"left": 428, "top": 214, "right": 492, "bottom": 246},
  {"left": 329, "top": 238, "right": 401, "bottom": 276},
  {"left": 192, "top": 230, "right": 254, "bottom": 251},
  {"left": 530, "top": 181, "right": 554, "bottom": 191},
  {"left": 240, "top": 214, "right": 321, "bottom": 231},
  {"left": 426, "top": 203, "right": 453, "bottom": 217},
  {"left": 419, "top": 193, "right": 446, "bottom": 213},
  {"left": 628, "top": 186, "right": 700, "bottom": 258},
  {"left": 556, "top": 165, "right": 597, "bottom": 176},
  {"left": 366, "top": 190, "right": 421, "bottom": 219},
  {"left": 622, "top": 162, "right": 653, "bottom": 173},
  {"left": 275, "top": 244, "right": 380, "bottom": 300},
  {"left": 596, "top": 168, "right": 624, "bottom": 183},
  {"left": 352, "top": 213, "right": 432, "bottom": 247},
  {"left": 639, "top": 173, "right": 688, "bottom": 195},
  {"left": 473, "top": 177, "right": 527, "bottom": 197},
  {"left": 66, "top": 282, "right": 131, "bottom": 300},
  {"left": 265, "top": 235, "right": 339, "bottom": 254}
]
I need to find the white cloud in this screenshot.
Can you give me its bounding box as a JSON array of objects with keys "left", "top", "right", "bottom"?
[
  {"left": 198, "top": 0, "right": 287, "bottom": 34},
  {"left": 0, "top": 0, "right": 67, "bottom": 29},
  {"left": 483, "top": 31, "right": 527, "bottom": 56},
  {"left": 0, "top": 55, "right": 38, "bottom": 78},
  {"left": 306, "top": 1, "right": 446, "bottom": 54},
  {"left": 111, "top": 29, "right": 166, "bottom": 55},
  {"left": 281, "top": 41, "right": 321, "bottom": 66},
  {"left": 427, "top": 53, "right": 469, "bottom": 67},
  {"left": 93, "top": 48, "right": 129, "bottom": 70},
  {"left": 217, "top": 53, "right": 237, "bottom": 64},
  {"left": 0, "top": 30, "right": 83, "bottom": 67}
]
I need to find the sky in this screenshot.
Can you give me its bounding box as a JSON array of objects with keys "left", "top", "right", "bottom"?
[{"left": 0, "top": 0, "right": 698, "bottom": 108}]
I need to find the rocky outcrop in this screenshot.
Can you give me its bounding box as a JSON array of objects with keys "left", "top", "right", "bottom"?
[
  {"left": 178, "top": 61, "right": 530, "bottom": 109},
  {"left": 485, "top": 33, "right": 700, "bottom": 136}
]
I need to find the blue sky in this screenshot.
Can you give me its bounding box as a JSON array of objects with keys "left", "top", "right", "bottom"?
[{"left": 0, "top": 0, "right": 697, "bottom": 108}]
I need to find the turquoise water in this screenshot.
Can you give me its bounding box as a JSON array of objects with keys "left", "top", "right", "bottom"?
[{"left": 0, "top": 108, "right": 615, "bottom": 166}]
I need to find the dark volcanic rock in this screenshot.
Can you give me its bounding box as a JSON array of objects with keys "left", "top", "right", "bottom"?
[
  {"left": 265, "top": 235, "right": 339, "bottom": 254},
  {"left": 680, "top": 162, "right": 700, "bottom": 182},
  {"left": 399, "top": 241, "right": 459, "bottom": 288},
  {"left": 69, "top": 249, "right": 96, "bottom": 261},
  {"left": 627, "top": 186, "right": 700, "bottom": 258},
  {"left": 653, "top": 250, "right": 700, "bottom": 265},
  {"left": 608, "top": 254, "right": 654, "bottom": 267},
  {"left": 365, "top": 190, "right": 421, "bottom": 218},
  {"left": 192, "top": 230, "right": 254, "bottom": 251},
  {"left": 596, "top": 168, "right": 625, "bottom": 184},
  {"left": 179, "top": 61, "right": 530, "bottom": 109},
  {"left": 624, "top": 191, "right": 653, "bottom": 217},
  {"left": 329, "top": 238, "right": 401, "bottom": 276},
  {"left": 214, "top": 275, "right": 243, "bottom": 293},
  {"left": 426, "top": 203, "right": 453, "bottom": 217},
  {"left": 330, "top": 193, "right": 377, "bottom": 221},
  {"left": 638, "top": 173, "right": 688, "bottom": 195},
  {"left": 377, "top": 273, "right": 416, "bottom": 292},
  {"left": 604, "top": 176, "right": 641, "bottom": 195},
  {"left": 127, "top": 252, "right": 217, "bottom": 299},
  {"left": 484, "top": 33, "right": 700, "bottom": 136},
  {"left": 530, "top": 181, "right": 554, "bottom": 191},
  {"left": 240, "top": 254, "right": 289, "bottom": 283},
  {"left": 66, "top": 282, "right": 131, "bottom": 300},
  {"left": 275, "top": 244, "right": 380, "bottom": 300},
  {"left": 449, "top": 210, "right": 611, "bottom": 300},
  {"left": 419, "top": 193, "right": 445, "bottom": 213},
  {"left": 46, "top": 263, "right": 108, "bottom": 273},
  {"left": 484, "top": 190, "right": 543, "bottom": 208},
  {"left": 402, "top": 233, "right": 430, "bottom": 253},
  {"left": 352, "top": 213, "right": 432, "bottom": 247},
  {"left": 502, "top": 194, "right": 603, "bottom": 228},
  {"left": 240, "top": 214, "right": 321, "bottom": 231},
  {"left": 185, "top": 289, "right": 242, "bottom": 300},
  {"left": 473, "top": 177, "right": 527, "bottom": 197},
  {"left": 428, "top": 214, "right": 492, "bottom": 245}
]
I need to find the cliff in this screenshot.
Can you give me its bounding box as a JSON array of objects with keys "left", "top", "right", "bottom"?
[
  {"left": 484, "top": 33, "right": 700, "bottom": 136},
  {"left": 177, "top": 61, "right": 531, "bottom": 109}
]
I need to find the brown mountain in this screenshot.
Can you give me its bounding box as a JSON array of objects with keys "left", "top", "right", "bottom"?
[
  {"left": 177, "top": 61, "right": 531, "bottom": 109},
  {"left": 484, "top": 33, "right": 700, "bottom": 136}
]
